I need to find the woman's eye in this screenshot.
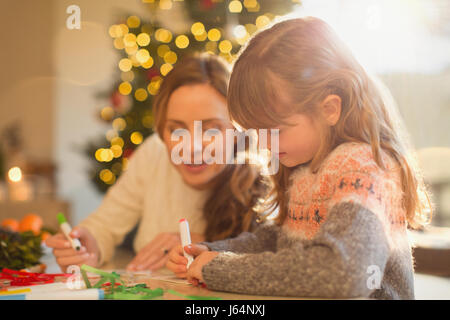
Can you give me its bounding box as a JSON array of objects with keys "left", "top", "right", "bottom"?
[
  {"left": 204, "top": 127, "right": 221, "bottom": 133},
  {"left": 167, "top": 127, "right": 184, "bottom": 133},
  {"left": 203, "top": 124, "right": 223, "bottom": 132}
]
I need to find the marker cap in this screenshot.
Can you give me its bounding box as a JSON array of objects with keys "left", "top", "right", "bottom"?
[{"left": 57, "top": 213, "right": 67, "bottom": 225}]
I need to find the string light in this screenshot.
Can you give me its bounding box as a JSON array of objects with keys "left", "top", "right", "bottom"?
[
  {"left": 118, "top": 82, "right": 132, "bottom": 95},
  {"left": 106, "top": 129, "right": 119, "bottom": 141},
  {"left": 108, "top": 25, "right": 121, "bottom": 38},
  {"left": 218, "top": 40, "right": 232, "bottom": 53},
  {"left": 175, "top": 35, "right": 189, "bottom": 48},
  {"left": 159, "top": 0, "right": 173, "bottom": 10},
  {"left": 127, "top": 16, "right": 141, "bottom": 29},
  {"left": 118, "top": 58, "right": 133, "bottom": 72},
  {"left": 207, "top": 28, "right": 221, "bottom": 41},
  {"left": 160, "top": 63, "right": 173, "bottom": 76},
  {"left": 233, "top": 25, "right": 247, "bottom": 38},
  {"left": 136, "top": 49, "right": 150, "bottom": 63},
  {"left": 110, "top": 145, "right": 123, "bottom": 158},
  {"left": 101, "top": 106, "right": 115, "bottom": 121},
  {"left": 245, "top": 0, "right": 260, "bottom": 12},
  {"left": 256, "top": 15, "right": 270, "bottom": 29},
  {"left": 8, "top": 167, "right": 22, "bottom": 182},
  {"left": 100, "top": 169, "right": 115, "bottom": 184},
  {"left": 141, "top": 56, "right": 154, "bottom": 69},
  {"left": 164, "top": 51, "right": 177, "bottom": 64},
  {"left": 229, "top": 0, "right": 243, "bottom": 13},
  {"left": 114, "top": 38, "right": 125, "bottom": 50},
  {"left": 243, "top": 0, "right": 258, "bottom": 9},
  {"left": 125, "top": 44, "right": 139, "bottom": 55},
  {"left": 118, "top": 24, "right": 129, "bottom": 35},
  {"left": 136, "top": 33, "right": 151, "bottom": 46},
  {"left": 245, "top": 23, "right": 257, "bottom": 35},
  {"left": 97, "top": 149, "right": 114, "bottom": 162},
  {"left": 191, "top": 22, "right": 205, "bottom": 36},
  {"left": 111, "top": 136, "right": 124, "bottom": 148},
  {"left": 130, "top": 131, "right": 144, "bottom": 145},
  {"left": 123, "top": 33, "right": 137, "bottom": 47},
  {"left": 112, "top": 117, "right": 127, "bottom": 131},
  {"left": 194, "top": 32, "right": 207, "bottom": 41},
  {"left": 135, "top": 88, "right": 148, "bottom": 101},
  {"left": 129, "top": 54, "right": 141, "bottom": 67},
  {"left": 155, "top": 28, "right": 172, "bottom": 43},
  {"left": 147, "top": 78, "right": 162, "bottom": 95}
]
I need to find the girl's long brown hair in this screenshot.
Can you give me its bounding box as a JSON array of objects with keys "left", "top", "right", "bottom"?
[
  {"left": 153, "top": 52, "right": 269, "bottom": 241},
  {"left": 227, "top": 17, "right": 432, "bottom": 229}
]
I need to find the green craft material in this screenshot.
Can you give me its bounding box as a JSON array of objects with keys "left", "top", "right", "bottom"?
[
  {"left": 104, "top": 285, "right": 164, "bottom": 300},
  {"left": 80, "top": 264, "right": 163, "bottom": 300},
  {"left": 167, "top": 289, "right": 222, "bottom": 300},
  {"left": 79, "top": 265, "right": 220, "bottom": 300}
]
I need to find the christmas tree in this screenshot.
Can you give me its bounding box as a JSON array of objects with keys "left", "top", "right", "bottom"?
[{"left": 84, "top": 0, "right": 300, "bottom": 193}]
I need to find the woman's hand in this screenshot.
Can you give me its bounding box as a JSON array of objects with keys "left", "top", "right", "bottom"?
[
  {"left": 166, "top": 243, "right": 209, "bottom": 278},
  {"left": 186, "top": 250, "right": 220, "bottom": 286},
  {"left": 126, "top": 232, "right": 205, "bottom": 272},
  {"left": 45, "top": 226, "right": 99, "bottom": 273}
]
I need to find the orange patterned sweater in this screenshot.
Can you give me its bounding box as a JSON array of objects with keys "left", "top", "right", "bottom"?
[
  {"left": 285, "top": 142, "right": 407, "bottom": 243},
  {"left": 201, "top": 142, "right": 414, "bottom": 299}
]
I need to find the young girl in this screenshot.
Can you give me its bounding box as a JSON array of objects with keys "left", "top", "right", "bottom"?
[{"left": 166, "top": 17, "right": 432, "bottom": 299}]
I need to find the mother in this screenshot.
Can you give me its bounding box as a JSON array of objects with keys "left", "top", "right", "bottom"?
[{"left": 46, "top": 53, "right": 268, "bottom": 272}]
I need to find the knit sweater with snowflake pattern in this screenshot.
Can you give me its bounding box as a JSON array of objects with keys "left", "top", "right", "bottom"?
[{"left": 200, "top": 142, "right": 415, "bottom": 299}]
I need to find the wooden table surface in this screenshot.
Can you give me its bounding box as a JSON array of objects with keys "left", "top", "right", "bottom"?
[
  {"left": 99, "top": 247, "right": 310, "bottom": 300},
  {"left": 41, "top": 245, "right": 450, "bottom": 300}
]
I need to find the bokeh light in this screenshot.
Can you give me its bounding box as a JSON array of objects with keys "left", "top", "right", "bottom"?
[
  {"left": 229, "top": 0, "right": 243, "bottom": 13},
  {"left": 8, "top": 167, "right": 22, "bottom": 182},
  {"left": 175, "top": 35, "right": 189, "bottom": 48},
  {"left": 135, "top": 88, "right": 148, "bottom": 101},
  {"left": 118, "top": 82, "right": 132, "bottom": 95},
  {"left": 136, "top": 33, "right": 151, "bottom": 46},
  {"left": 130, "top": 131, "right": 144, "bottom": 145}
]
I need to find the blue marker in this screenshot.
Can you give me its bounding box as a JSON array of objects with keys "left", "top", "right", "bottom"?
[{"left": 0, "top": 288, "right": 104, "bottom": 300}]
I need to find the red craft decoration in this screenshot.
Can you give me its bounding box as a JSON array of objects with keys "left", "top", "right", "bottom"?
[{"left": 0, "top": 268, "right": 71, "bottom": 287}]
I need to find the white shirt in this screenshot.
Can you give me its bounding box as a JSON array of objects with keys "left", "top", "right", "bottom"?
[{"left": 79, "top": 134, "right": 209, "bottom": 264}]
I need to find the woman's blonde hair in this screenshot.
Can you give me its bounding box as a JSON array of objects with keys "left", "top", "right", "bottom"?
[
  {"left": 153, "top": 52, "right": 269, "bottom": 241},
  {"left": 227, "top": 17, "right": 432, "bottom": 229}
]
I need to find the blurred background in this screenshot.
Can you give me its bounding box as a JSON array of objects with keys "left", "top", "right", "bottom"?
[{"left": 0, "top": 0, "right": 449, "bottom": 230}]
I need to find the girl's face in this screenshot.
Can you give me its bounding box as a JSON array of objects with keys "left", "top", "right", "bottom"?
[
  {"left": 162, "top": 83, "right": 234, "bottom": 189},
  {"left": 270, "top": 113, "right": 322, "bottom": 168}
]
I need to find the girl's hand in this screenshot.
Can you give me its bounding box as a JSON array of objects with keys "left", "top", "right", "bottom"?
[
  {"left": 166, "top": 243, "right": 209, "bottom": 278},
  {"left": 126, "top": 232, "right": 205, "bottom": 272},
  {"left": 186, "top": 251, "right": 219, "bottom": 286},
  {"left": 45, "top": 226, "right": 99, "bottom": 273}
]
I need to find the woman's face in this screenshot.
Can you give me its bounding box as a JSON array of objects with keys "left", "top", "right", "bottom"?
[{"left": 162, "top": 83, "right": 234, "bottom": 189}]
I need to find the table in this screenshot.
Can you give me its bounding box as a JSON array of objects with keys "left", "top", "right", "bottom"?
[
  {"left": 95, "top": 247, "right": 311, "bottom": 300},
  {"left": 41, "top": 246, "right": 450, "bottom": 300}
]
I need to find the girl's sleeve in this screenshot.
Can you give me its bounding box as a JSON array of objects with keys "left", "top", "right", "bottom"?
[
  {"left": 199, "top": 222, "right": 281, "bottom": 254},
  {"left": 78, "top": 135, "right": 160, "bottom": 265},
  {"left": 201, "top": 201, "right": 390, "bottom": 298}
]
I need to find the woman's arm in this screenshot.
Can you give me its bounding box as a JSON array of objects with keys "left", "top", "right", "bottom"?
[{"left": 78, "top": 135, "right": 160, "bottom": 265}]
